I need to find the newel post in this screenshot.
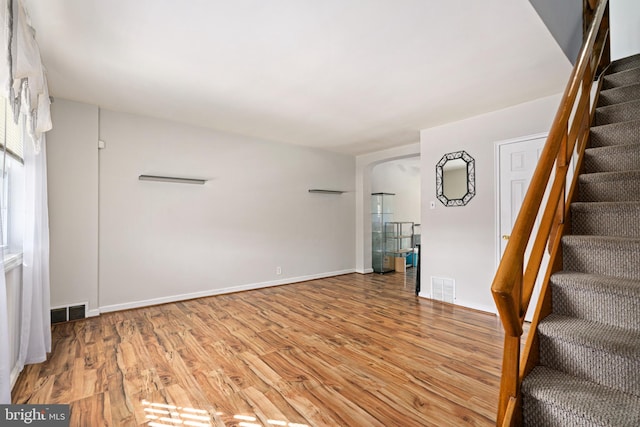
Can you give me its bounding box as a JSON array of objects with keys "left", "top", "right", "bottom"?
[{"left": 496, "top": 271, "right": 522, "bottom": 427}]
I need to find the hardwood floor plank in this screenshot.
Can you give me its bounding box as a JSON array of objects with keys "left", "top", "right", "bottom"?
[
  {"left": 241, "top": 386, "right": 303, "bottom": 426},
  {"left": 188, "top": 369, "right": 256, "bottom": 424},
  {"left": 12, "top": 271, "right": 508, "bottom": 426},
  {"left": 69, "top": 392, "right": 113, "bottom": 427},
  {"left": 277, "top": 383, "right": 345, "bottom": 426},
  {"left": 12, "top": 374, "right": 55, "bottom": 404}
]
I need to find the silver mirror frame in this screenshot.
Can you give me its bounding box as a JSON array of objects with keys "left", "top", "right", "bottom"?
[{"left": 435, "top": 150, "right": 476, "bottom": 207}]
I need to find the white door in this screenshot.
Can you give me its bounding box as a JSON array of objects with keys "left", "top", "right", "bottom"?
[{"left": 497, "top": 134, "right": 549, "bottom": 322}]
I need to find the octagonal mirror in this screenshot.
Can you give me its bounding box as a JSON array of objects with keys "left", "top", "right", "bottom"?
[{"left": 436, "top": 150, "right": 475, "bottom": 207}]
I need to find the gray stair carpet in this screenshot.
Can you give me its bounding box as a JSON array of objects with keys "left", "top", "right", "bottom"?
[
  {"left": 597, "top": 82, "right": 640, "bottom": 107},
  {"left": 522, "top": 54, "right": 640, "bottom": 425},
  {"left": 562, "top": 235, "right": 640, "bottom": 281},
  {"left": 593, "top": 99, "right": 640, "bottom": 126},
  {"left": 583, "top": 143, "right": 640, "bottom": 173},
  {"left": 602, "top": 66, "right": 640, "bottom": 90},
  {"left": 551, "top": 272, "right": 640, "bottom": 330},
  {"left": 571, "top": 201, "right": 640, "bottom": 237},
  {"left": 522, "top": 366, "right": 640, "bottom": 427},
  {"left": 589, "top": 119, "right": 640, "bottom": 147},
  {"left": 538, "top": 314, "right": 640, "bottom": 396},
  {"left": 577, "top": 170, "right": 640, "bottom": 202},
  {"left": 605, "top": 53, "right": 640, "bottom": 74}
]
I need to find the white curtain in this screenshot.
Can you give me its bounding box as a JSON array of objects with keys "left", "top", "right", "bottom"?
[
  {"left": 0, "top": 0, "right": 51, "bottom": 403},
  {"left": 0, "top": 224, "right": 9, "bottom": 404},
  {"left": 18, "top": 131, "right": 50, "bottom": 368}
]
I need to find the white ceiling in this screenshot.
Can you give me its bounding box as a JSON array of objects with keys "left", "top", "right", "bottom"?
[{"left": 23, "top": 0, "right": 571, "bottom": 155}]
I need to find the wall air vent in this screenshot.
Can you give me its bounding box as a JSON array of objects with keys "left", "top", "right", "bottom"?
[
  {"left": 50, "top": 304, "right": 87, "bottom": 324},
  {"left": 50, "top": 308, "right": 67, "bottom": 324},
  {"left": 430, "top": 277, "right": 455, "bottom": 304}
]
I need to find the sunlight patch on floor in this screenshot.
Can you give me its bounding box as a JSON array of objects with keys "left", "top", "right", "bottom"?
[{"left": 142, "top": 400, "right": 309, "bottom": 427}]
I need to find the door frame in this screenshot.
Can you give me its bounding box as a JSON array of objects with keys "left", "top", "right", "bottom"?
[{"left": 494, "top": 132, "right": 548, "bottom": 270}]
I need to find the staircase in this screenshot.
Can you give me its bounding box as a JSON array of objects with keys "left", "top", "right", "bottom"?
[{"left": 521, "top": 54, "right": 640, "bottom": 426}]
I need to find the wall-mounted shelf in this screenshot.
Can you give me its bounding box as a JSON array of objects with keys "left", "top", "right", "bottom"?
[
  {"left": 308, "top": 189, "right": 345, "bottom": 194},
  {"left": 139, "top": 175, "right": 207, "bottom": 185}
]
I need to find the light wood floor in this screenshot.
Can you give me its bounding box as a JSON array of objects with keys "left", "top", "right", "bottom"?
[{"left": 12, "top": 271, "right": 506, "bottom": 426}]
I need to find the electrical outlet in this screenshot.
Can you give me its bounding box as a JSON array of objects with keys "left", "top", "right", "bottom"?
[{"left": 276, "top": 266, "right": 282, "bottom": 275}]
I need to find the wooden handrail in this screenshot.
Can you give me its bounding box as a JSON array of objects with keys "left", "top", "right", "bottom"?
[{"left": 491, "top": 1, "right": 610, "bottom": 425}]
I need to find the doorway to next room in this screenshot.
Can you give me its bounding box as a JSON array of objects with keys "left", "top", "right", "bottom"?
[{"left": 371, "top": 156, "right": 421, "bottom": 277}]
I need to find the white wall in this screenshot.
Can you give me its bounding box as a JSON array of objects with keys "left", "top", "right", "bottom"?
[
  {"left": 610, "top": 0, "right": 640, "bottom": 60},
  {"left": 420, "top": 93, "right": 562, "bottom": 313},
  {"left": 98, "top": 109, "right": 355, "bottom": 310},
  {"left": 371, "top": 158, "right": 420, "bottom": 224},
  {"left": 46, "top": 104, "right": 356, "bottom": 312},
  {"left": 47, "top": 99, "right": 99, "bottom": 314}
]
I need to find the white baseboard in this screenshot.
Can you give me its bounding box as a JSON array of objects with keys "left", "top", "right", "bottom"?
[
  {"left": 355, "top": 268, "right": 374, "bottom": 274},
  {"left": 99, "top": 269, "right": 356, "bottom": 313},
  {"left": 86, "top": 309, "right": 101, "bottom": 318},
  {"left": 417, "top": 293, "right": 497, "bottom": 315},
  {"left": 454, "top": 299, "right": 497, "bottom": 315},
  {"left": 418, "top": 291, "right": 430, "bottom": 299}
]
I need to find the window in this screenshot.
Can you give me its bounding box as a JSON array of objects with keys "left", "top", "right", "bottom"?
[{"left": 0, "top": 97, "right": 25, "bottom": 267}]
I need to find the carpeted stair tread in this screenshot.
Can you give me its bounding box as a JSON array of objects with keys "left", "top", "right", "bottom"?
[
  {"left": 551, "top": 272, "right": 640, "bottom": 330},
  {"left": 594, "top": 99, "right": 640, "bottom": 126},
  {"left": 589, "top": 119, "right": 640, "bottom": 147},
  {"left": 606, "top": 53, "right": 640, "bottom": 75},
  {"left": 579, "top": 170, "right": 640, "bottom": 183},
  {"left": 562, "top": 235, "right": 640, "bottom": 280},
  {"left": 538, "top": 314, "right": 640, "bottom": 359},
  {"left": 577, "top": 170, "right": 640, "bottom": 202},
  {"left": 522, "top": 366, "right": 640, "bottom": 427},
  {"left": 538, "top": 314, "right": 640, "bottom": 396},
  {"left": 571, "top": 201, "right": 640, "bottom": 237},
  {"left": 583, "top": 143, "right": 640, "bottom": 173},
  {"left": 602, "top": 66, "right": 640, "bottom": 90},
  {"left": 598, "top": 82, "right": 640, "bottom": 107}
]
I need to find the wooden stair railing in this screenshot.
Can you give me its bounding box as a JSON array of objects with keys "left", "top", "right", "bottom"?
[{"left": 490, "top": 1, "right": 610, "bottom": 425}]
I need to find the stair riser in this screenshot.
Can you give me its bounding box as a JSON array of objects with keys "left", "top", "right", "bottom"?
[
  {"left": 594, "top": 102, "right": 640, "bottom": 126},
  {"left": 523, "top": 398, "right": 596, "bottom": 426},
  {"left": 539, "top": 336, "right": 640, "bottom": 396},
  {"left": 606, "top": 55, "right": 640, "bottom": 74},
  {"left": 571, "top": 208, "right": 640, "bottom": 237},
  {"left": 583, "top": 150, "right": 640, "bottom": 173},
  {"left": 563, "top": 240, "right": 640, "bottom": 280},
  {"left": 551, "top": 285, "right": 640, "bottom": 330},
  {"left": 522, "top": 365, "right": 640, "bottom": 426},
  {"left": 589, "top": 120, "right": 640, "bottom": 147},
  {"left": 603, "top": 67, "right": 640, "bottom": 89},
  {"left": 578, "top": 179, "right": 640, "bottom": 202},
  {"left": 598, "top": 84, "right": 640, "bottom": 107}
]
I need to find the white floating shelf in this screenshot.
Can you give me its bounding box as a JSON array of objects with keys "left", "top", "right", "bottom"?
[
  {"left": 308, "top": 189, "right": 345, "bottom": 194},
  {"left": 139, "top": 175, "right": 207, "bottom": 185}
]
